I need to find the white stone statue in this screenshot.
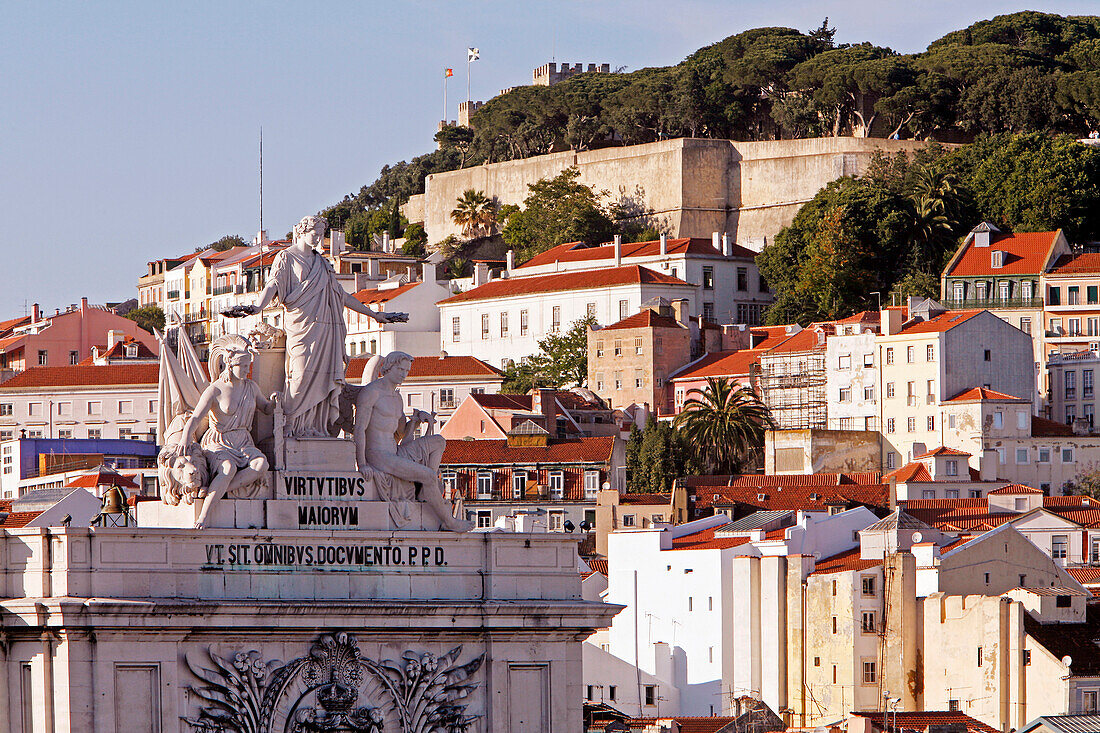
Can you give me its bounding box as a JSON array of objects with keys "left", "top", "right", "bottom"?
[
  {"left": 227, "top": 215, "right": 408, "bottom": 438},
  {"left": 354, "top": 352, "right": 472, "bottom": 531},
  {"left": 174, "top": 335, "right": 276, "bottom": 528}
]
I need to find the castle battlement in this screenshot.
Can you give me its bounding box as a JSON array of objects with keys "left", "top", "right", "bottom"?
[{"left": 533, "top": 61, "right": 611, "bottom": 86}]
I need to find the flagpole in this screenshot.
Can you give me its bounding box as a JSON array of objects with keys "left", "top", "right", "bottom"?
[
  {"left": 466, "top": 56, "right": 471, "bottom": 104},
  {"left": 443, "top": 69, "right": 448, "bottom": 122}
]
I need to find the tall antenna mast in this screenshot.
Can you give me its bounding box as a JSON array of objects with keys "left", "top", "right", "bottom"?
[{"left": 259, "top": 126, "right": 264, "bottom": 237}]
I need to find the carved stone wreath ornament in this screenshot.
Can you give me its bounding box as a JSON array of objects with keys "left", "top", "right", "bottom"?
[{"left": 183, "top": 632, "right": 484, "bottom": 733}]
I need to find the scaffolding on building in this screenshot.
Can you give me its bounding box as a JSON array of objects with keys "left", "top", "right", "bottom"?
[{"left": 756, "top": 349, "right": 827, "bottom": 430}]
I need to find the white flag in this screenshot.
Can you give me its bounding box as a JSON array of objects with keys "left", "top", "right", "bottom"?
[{"left": 468, "top": 47, "right": 480, "bottom": 62}]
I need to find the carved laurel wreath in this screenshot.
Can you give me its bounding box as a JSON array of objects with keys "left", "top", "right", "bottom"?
[{"left": 183, "top": 632, "right": 484, "bottom": 733}]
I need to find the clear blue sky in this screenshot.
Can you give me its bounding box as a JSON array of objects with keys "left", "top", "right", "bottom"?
[{"left": 0, "top": 1, "right": 1094, "bottom": 316}]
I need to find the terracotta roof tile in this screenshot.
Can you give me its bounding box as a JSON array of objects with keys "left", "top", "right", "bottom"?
[
  {"left": 670, "top": 527, "right": 753, "bottom": 551},
  {"left": 688, "top": 474, "right": 887, "bottom": 512},
  {"left": 671, "top": 349, "right": 765, "bottom": 381},
  {"left": 517, "top": 237, "right": 757, "bottom": 269},
  {"left": 947, "top": 230, "right": 1060, "bottom": 277},
  {"left": 346, "top": 356, "right": 503, "bottom": 381},
  {"left": 1, "top": 511, "right": 41, "bottom": 528},
  {"left": 1045, "top": 496, "right": 1100, "bottom": 508},
  {"left": 64, "top": 467, "right": 138, "bottom": 490},
  {"left": 586, "top": 558, "right": 608, "bottom": 575},
  {"left": 945, "top": 386, "right": 1026, "bottom": 402},
  {"left": 884, "top": 462, "right": 932, "bottom": 482},
  {"left": 619, "top": 493, "right": 671, "bottom": 505},
  {"left": 352, "top": 282, "right": 420, "bottom": 305},
  {"left": 1025, "top": 604, "right": 1100, "bottom": 676},
  {"left": 914, "top": 446, "right": 972, "bottom": 458},
  {"left": 0, "top": 335, "right": 27, "bottom": 353},
  {"left": 809, "top": 547, "right": 882, "bottom": 575},
  {"left": 599, "top": 310, "right": 685, "bottom": 331},
  {"left": 988, "top": 483, "right": 1043, "bottom": 495},
  {"left": 897, "top": 310, "right": 983, "bottom": 335},
  {"left": 437, "top": 265, "right": 693, "bottom": 305},
  {"left": 851, "top": 710, "right": 998, "bottom": 733},
  {"left": 899, "top": 498, "right": 988, "bottom": 510},
  {"left": 440, "top": 436, "right": 615, "bottom": 465},
  {"left": 1049, "top": 252, "right": 1100, "bottom": 275},
  {"left": 1033, "top": 415, "right": 1076, "bottom": 437},
  {"left": 1067, "top": 567, "right": 1100, "bottom": 584},
  {"left": 0, "top": 316, "right": 30, "bottom": 334},
  {"left": 749, "top": 325, "right": 792, "bottom": 347},
  {"left": 0, "top": 364, "right": 159, "bottom": 389},
  {"left": 836, "top": 310, "right": 880, "bottom": 325}
]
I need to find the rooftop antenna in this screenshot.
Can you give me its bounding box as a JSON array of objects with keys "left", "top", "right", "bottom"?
[{"left": 259, "top": 126, "right": 264, "bottom": 238}]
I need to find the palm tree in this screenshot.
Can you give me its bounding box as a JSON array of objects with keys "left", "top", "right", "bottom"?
[
  {"left": 674, "top": 378, "right": 775, "bottom": 475},
  {"left": 450, "top": 189, "right": 497, "bottom": 239}
]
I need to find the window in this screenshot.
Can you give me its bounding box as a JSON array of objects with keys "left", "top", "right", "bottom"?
[
  {"left": 832, "top": 616, "right": 837, "bottom": 634},
  {"left": 922, "top": 489, "right": 936, "bottom": 499},
  {"left": 1056, "top": 594, "right": 1072, "bottom": 608},
  {"left": 0, "top": 404, "right": 10, "bottom": 417},
  {"left": 953, "top": 282, "right": 965, "bottom": 301},
  {"left": 476, "top": 510, "right": 492, "bottom": 528},
  {"left": 548, "top": 510, "right": 564, "bottom": 531},
  {"left": 1052, "top": 317, "right": 1063, "bottom": 335},
  {"left": 862, "top": 576, "right": 875, "bottom": 596},
  {"left": 118, "top": 427, "right": 133, "bottom": 439},
  {"left": 977, "top": 647, "right": 983, "bottom": 667},
  {"left": 949, "top": 700, "right": 960, "bottom": 712},
  {"left": 1088, "top": 370, "right": 1095, "bottom": 398},
  {"left": 621, "top": 514, "right": 636, "bottom": 527},
  {"left": 1068, "top": 404, "right": 1078, "bottom": 425},
  {"left": 584, "top": 470, "right": 600, "bottom": 499},
  {"left": 69, "top": 350, "right": 79, "bottom": 365},
  {"left": 737, "top": 267, "right": 748, "bottom": 291},
  {"left": 839, "top": 387, "right": 852, "bottom": 403},
  {"left": 1038, "top": 447, "right": 1052, "bottom": 463},
  {"left": 595, "top": 340, "right": 604, "bottom": 357},
  {"left": 927, "top": 379, "right": 935, "bottom": 403},
  {"left": 118, "top": 400, "right": 133, "bottom": 414},
  {"left": 520, "top": 310, "right": 528, "bottom": 335},
  {"left": 500, "top": 311, "right": 508, "bottom": 336},
  {"left": 1065, "top": 447, "right": 1076, "bottom": 463},
  {"left": 87, "top": 428, "right": 101, "bottom": 440},
  {"left": 1053, "top": 535, "right": 1068, "bottom": 559},
  {"left": 984, "top": 349, "right": 991, "bottom": 362},
  {"left": 702, "top": 302, "right": 714, "bottom": 321},
  {"left": 907, "top": 417, "right": 916, "bottom": 432},
  {"left": 1071, "top": 318, "right": 1082, "bottom": 336},
  {"left": 839, "top": 417, "right": 853, "bottom": 430},
  {"left": 439, "top": 388, "right": 455, "bottom": 408},
  {"left": 552, "top": 306, "right": 561, "bottom": 332},
  {"left": 1070, "top": 286, "right": 1081, "bottom": 305},
  {"left": 618, "top": 300, "right": 628, "bottom": 321},
  {"left": 886, "top": 382, "right": 895, "bottom": 398},
  {"left": 634, "top": 337, "right": 643, "bottom": 355},
  {"left": 886, "top": 348, "right": 894, "bottom": 365},
  {"left": 947, "top": 489, "right": 959, "bottom": 498},
  {"left": 886, "top": 452, "right": 896, "bottom": 469},
  {"left": 1085, "top": 691, "right": 1098, "bottom": 713},
  {"left": 1015, "top": 498, "right": 1028, "bottom": 511},
  {"left": 481, "top": 314, "right": 490, "bottom": 339},
  {"left": 28, "top": 402, "right": 41, "bottom": 416},
  {"left": 644, "top": 685, "right": 657, "bottom": 706},
  {"left": 948, "top": 414, "right": 956, "bottom": 428},
  {"left": 946, "top": 459, "right": 958, "bottom": 476},
  {"left": 926, "top": 344, "right": 935, "bottom": 361},
  {"left": 633, "top": 369, "right": 643, "bottom": 388},
  {"left": 863, "top": 386, "right": 874, "bottom": 401},
  {"left": 927, "top": 415, "right": 935, "bottom": 431},
  {"left": 512, "top": 471, "right": 527, "bottom": 499},
  {"left": 441, "top": 472, "right": 457, "bottom": 496},
  {"left": 887, "top": 418, "right": 895, "bottom": 434},
  {"left": 613, "top": 340, "right": 622, "bottom": 356},
  {"left": 1020, "top": 317, "right": 1031, "bottom": 334},
  {"left": 477, "top": 472, "right": 493, "bottom": 498},
  {"left": 586, "top": 302, "right": 596, "bottom": 319},
  {"left": 861, "top": 611, "right": 876, "bottom": 633},
  {"left": 993, "top": 411, "right": 1004, "bottom": 429},
  {"left": 549, "top": 471, "right": 564, "bottom": 499},
  {"left": 999, "top": 280, "right": 1010, "bottom": 300},
  {"left": 1016, "top": 448, "right": 1029, "bottom": 464},
  {"left": 595, "top": 373, "right": 604, "bottom": 391},
  {"left": 992, "top": 251, "right": 1004, "bottom": 268},
  {"left": 37, "top": 350, "right": 47, "bottom": 366},
  {"left": 702, "top": 266, "right": 714, "bottom": 289},
  {"left": 863, "top": 661, "right": 876, "bottom": 684},
  {"left": 838, "top": 354, "right": 851, "bottom": 369},
  {"left": 864, "top": 353, "right": 874, "bottom": 367},
  {"left": 907, "top": 381, "right": 916, "bottom": 406},
  {"left": 1050, "top": 286, "right": 1061, "bottom": 305},
  {"left": 907, "top": 346, "right": 915, "bottom": 363}
]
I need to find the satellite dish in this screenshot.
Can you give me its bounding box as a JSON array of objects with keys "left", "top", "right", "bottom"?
[
  {"left": 1063, "top": 655, "right": 1073, "bottom": 667},
  {"left": 602, "top": 481, "right": 611, "bottom": 490},
  {"left": 912, "top": 531, "right": 923, "bottom": 544}
]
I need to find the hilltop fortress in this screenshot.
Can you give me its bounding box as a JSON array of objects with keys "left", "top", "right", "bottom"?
[{"left": 405, "top": 136, "right": 939, "bottom": 248}]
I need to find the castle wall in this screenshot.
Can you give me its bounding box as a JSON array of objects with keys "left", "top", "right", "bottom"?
[{"left": 418, "top": 137, "right": 939, "bottom": 249}]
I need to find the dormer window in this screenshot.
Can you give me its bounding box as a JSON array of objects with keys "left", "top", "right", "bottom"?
[
  {"left": 757, "top": 493, "right": 768, "bottom": 501},
  {"left": 991, "top": 251, "right": 1004, "bottom": 268},
  {"left": 125, "top": 344, "right": 138, "bottom": 358}
]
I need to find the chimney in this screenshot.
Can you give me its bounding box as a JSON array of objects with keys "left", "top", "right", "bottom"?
[
  {"left": 32, "top": 303, "right": 40, "bottom": 322},
  {"left": 382, "top": 231, "right": 391, "bottom": 253},
  {"left": 659, "top": 233, "right": 667, "bottom": 256},
  {"left": 712, "top": 231, "right": 720, "bottom": 251},
  {"left": 671, "top": 298, "right": 688, "bottom": 325},
  {"left": 474, "top": 261, "right": 490, "bottom": 287},
  {"left": 881, "top": 308, "right": 903, "bottom": 336},
  {"left": 531, "top": 387, "right": 558, "bottom": 436},
  {"left": 330, "top": 230, "right": 345, "bottom": 256},
  {"left": 107, "top": 330, "right": 125, "bottom": 349},
  {"left": 613, "top": 235, "right": 622, "bottom": 267},
  {"left": 506, "top": 249, "right": 515, "bottom": 273},
  {"left": 722, "top": 232, "right": 732, "bottom": 257},
  {"left": 422, "top": 261, "right": 437, "bottom": 282},
  {"left": 80, "top": 297, "right": 88, "bottom": 314}
]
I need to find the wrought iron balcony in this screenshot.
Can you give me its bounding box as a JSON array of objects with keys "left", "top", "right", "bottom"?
[{"left": 942, "top": 297, "right": 1043, "bottom": 310}]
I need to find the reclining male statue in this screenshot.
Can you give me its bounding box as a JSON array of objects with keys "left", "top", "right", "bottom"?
[{"left": 354, "top": 351, "right": 472, "bottom": 531}]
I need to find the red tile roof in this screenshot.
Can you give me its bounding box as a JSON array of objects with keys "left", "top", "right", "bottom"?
[
  {"left": 749, "top": 325, "right": 792, "bottom": 347},
  {"left": 352, "top": 282, "right": 420, "bottom": 305},
  {"left": 586, "top": 558, "right": 608, "bottom": 575},
  {"left": 0, "top": 335, "right": 27, "bottom": 353},
  {"left": 763, "top": 326, "right": 828, "bottom": 354},
  {"left": 947, "top": 230, "right": 1060, "bottom": 277},
  {"left": 1049, "top": 252, "right": 1100, "bottom": 275},
  {"left": 688, "top": 474, "right": 888, "bottom": 512},
  {"left": 440, "top": 436, "right": 615, "bottom": 465},
  {"left": 0, "top": 511, "right": 41, "bottom": 528},
  {"left": 809, "top": 546, "right": 882, "bottom": 575},
  {"left": 945, "top": 386, "right": 1026, "bottom": 402},
  {"left": 914, "top": 446, "right": 971, "bottom": 458},
  {"left": 470, "top": 390, "right": 605, "bottom": 413},
  {"left": 0, "top": 316, "right": 30, "bottom": 334},
  {"left": 670, "top": 527, "right": 753, "bottom": 551},
  {"left": 836, "top": 310, "right": 880, "bottom": 326},
  {"left": 346, "top": 355, "right": 503, "bottom": 381},
  {"left": 599, "top": 310, "right": 685, "bottom": 331},
  {"left": 65, "top": 467, "right": 139, "bottom": 490},
  {"left": 900, "top": 498, "right": 988, "bottom": 510},
  {"left": 517, "top": 237, "right": 757, "bottom": 269},
  {"left": 619, "top": 493, "right": 671, "bottom": 505},
  {"left": 1067, "top": 567, "right": 1100, "bottom": 584},
  {"left": 437, "top": 265, "right": 693, "bottom": 304},
  {"left": 671, "top": 349, "right": 765, "bottom": 381},
  {"left": 988, "top": 483, "right": 1043, "bottom": 495},
  {"left": 1045, "top": 495, "right": 1100, "bottom": 508},
  {"left": 896, "top": 310, "right": 983, "bottom": 335},
  {"left": 1032, "top": 415, "right": 1076, "bottom": 437},
  {"left": 0, "top": 364, "right": 159, "bottom": 389},
  {"left": 625, "top": 716, "right": 740, "bottom": 733},
  {"left": 884, "top": 462, "right": 933, "bottom": 482},
  {"left": 78, "top": 338, "right": 157, "bottom": 365},
  {"left": 851, "top": 710, "right": 999, "bottom": 733}
]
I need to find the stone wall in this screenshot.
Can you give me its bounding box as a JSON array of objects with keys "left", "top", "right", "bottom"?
[{"left": 415, "top": 137, "right": 940, "bottom": 247}]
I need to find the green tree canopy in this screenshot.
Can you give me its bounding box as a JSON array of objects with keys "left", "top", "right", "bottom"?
[
  {"left": 673, "top": 379, "right": 774, "bottom": 475},
  {"left": 626, "top": 417, "right": 687, "bottom": 493},
  {"left": 501, "top": 315, "right": 596, "bottom": 391},
  {"left": 125, "top": 305, "right": 165, "bottom": 334},
  {"left": 501, "top": 168, "right": 615, "bottom": 263}
]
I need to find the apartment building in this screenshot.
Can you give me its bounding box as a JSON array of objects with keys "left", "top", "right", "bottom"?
[
  {"left": 877, "top": 304, "right": 1035, "bottom": 469},
  {"left": 512, "top": 233, "right": 771, "bottom": 326},
  {"left": 825, "top": 311, "right": 881, "bottom": 431},
  {"left": 437, "top": 265, "right": 697, "bottom": 368},
  {"left": 1047, "top": 348, "right": 1100, "bottom": 428},
  {"left": 344, "top": 268, "right": 451, "bottom": 358},
  {"left": 441, "top": 389, "right": 618, "bottom": 440},
  {"left": 1042, "top": 252, "right": 1100, "bottom": 358}
]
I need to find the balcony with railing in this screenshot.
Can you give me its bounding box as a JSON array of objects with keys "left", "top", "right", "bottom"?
[
  {"left": 167, "top": 290, "right": 180, "bottom": 300},
  {"left": 212, "top": 285, "right": 234, "bottom": 296},
  {"left": 943, "top": 296, "right": 1043, "bottom": 310},
  {"left": 183, "top": 309, "right": 208, "bottom": 323}
]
